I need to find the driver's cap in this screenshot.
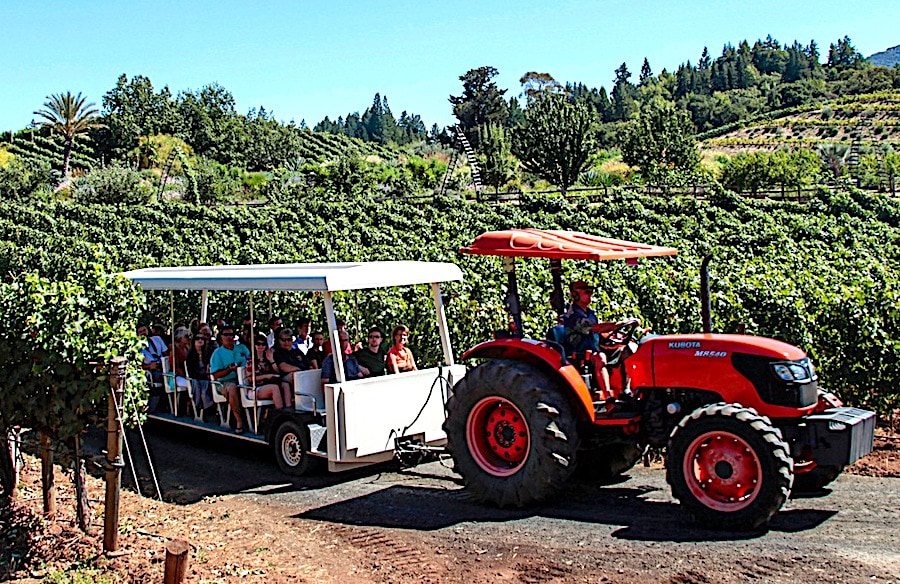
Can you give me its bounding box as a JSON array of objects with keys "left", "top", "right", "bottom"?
[{"left": 570, "top": 280, "right": 594, "bottom": 293}]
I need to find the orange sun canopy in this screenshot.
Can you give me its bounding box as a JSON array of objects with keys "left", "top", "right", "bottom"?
[{"left": 460, "top": 229, "right": 678, "bottom": 261}]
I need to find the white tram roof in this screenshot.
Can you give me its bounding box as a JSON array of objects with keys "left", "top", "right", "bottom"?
[{"left": 121, "top": 261, "right": 463, "bottom": 292}]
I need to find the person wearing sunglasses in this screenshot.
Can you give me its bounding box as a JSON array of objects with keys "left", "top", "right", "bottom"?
[
  {"left": 210, "top": 325, "right": 251, "bottom": 433},
  {"left": 353, "top": 326, "right": 387, "bottom": 378},
  {"left": 273, "top": 327, "right": 313, "bottom": 409},
  {"left": 247, "top": 333, "right": 290, "bottom": 409},
  {"left": 186, "top": 333, "right": 214, "bottom": 417}
]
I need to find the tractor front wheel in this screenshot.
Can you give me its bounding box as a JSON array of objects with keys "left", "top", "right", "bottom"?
[
  {"left": 667, "top": 403, "right": 793, "bottom": 530},
  {"left": 444, "top": 359, "right": 579, "bottom": 507}
]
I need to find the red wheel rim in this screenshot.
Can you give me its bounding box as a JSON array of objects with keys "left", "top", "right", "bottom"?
[
  {"left": 682, "top": 430, "right": 762, "bottom": 511},
  {"left": 466, "top": 396, "right": 530, "bottom": 477}
]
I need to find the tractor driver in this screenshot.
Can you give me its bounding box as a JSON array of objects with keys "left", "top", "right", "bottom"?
[{"left": 563, "top": 280, "right": 628, "bottom": 401}]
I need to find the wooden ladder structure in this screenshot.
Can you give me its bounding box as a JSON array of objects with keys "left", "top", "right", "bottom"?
[{"left": 439, "top": 126, "right": 484, "bottom": 199}]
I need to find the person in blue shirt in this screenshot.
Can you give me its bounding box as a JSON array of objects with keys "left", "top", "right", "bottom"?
[
  {"left": 210, "top": 324, "right": 251, "bottom": 433},
  {"left": 321, "top": 330, "right": 365, "bottom": 386},
  {"left": 563, "top": 280, "right": 627, "bottom": 401}
]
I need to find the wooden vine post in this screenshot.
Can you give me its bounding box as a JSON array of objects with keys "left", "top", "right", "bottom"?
[
  {"left": 164, "top": 539, "right": 190, "bottom": 584},
  {"left": 104, "top": 356, "right": 127, "bottom": 552}
]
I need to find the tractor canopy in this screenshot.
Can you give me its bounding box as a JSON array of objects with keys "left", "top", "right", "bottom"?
[{"left": 460, "top": 229, "right": 678, "bottom": 261}]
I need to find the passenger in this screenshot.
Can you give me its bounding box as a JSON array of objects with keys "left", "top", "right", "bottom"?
[
  {"left": 186, "top": 333, "right": 214, "bottom": 417},
  {"left": 325, "top": 319, "right": 358, "bottom": 355},
  {"left": 150, "top": 324, "right": 169, "bottom": 347},
  {"left": 321, "top": 330, "right": 366, "bottom": 385},
  {"left": 138, "top": 323, "right": 168, "bottom": 412},
  {"left": 265, "top": 315, "right": 283, "bottom": 348},
  {"left": 292, "top": 317, "right": 314, "bottom": 354},
  {"left": 307, "top": 331, "right": 327, "bottom": 368},
  {"left": 239, "top": 319, "right": 254, "bottom": 347},
  {"left": 386, "top": 325, "right": 417, "bottom": 374},
  {"left": 563, "top": 279, "right": 629, "bottom": 401},
  {"left": 247, "top": 333, "right": 290, "bottom": 409},
  {"left": 210, "top": 325, "right": 251, "bottom": 434},
  {"left": 273, "top": 327, "right": 311, "bottom": 408},
  {"left": 353, "top": 326, "right": 387, "bottom": 377},
  {"left": 168, "top": 328, "right": 192, "bottom": 403},
  {"left": 199, "top": 322, "right": 218, "bottom": 354}
]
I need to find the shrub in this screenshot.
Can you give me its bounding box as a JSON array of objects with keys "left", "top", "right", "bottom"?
[
  {"left": 0, "top": 147, "right": 13, "bottom": 168},
  {"left": 193, "top": 158, "right": 243, "bottom": 204},
  {"left": 0, "top": 157, "right": 53, "bottom": 200},
  {"left": 73, "top": 164, "right": 151, "bottom": 205}
]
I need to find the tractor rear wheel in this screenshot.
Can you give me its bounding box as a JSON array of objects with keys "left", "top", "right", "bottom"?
[
  {"left": 444, "top": 359, "right": 579, "bottom": 507},
  {"left": 666, "top": 403, "right": 793, "bottom": 530}
]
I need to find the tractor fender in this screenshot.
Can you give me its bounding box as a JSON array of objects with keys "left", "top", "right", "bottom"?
[{"left": 462, "top": 339, "right": 595, "bottom": 420}]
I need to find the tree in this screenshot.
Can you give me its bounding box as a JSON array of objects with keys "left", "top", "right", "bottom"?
[
  {"left": 33, "top": 92, "right": 103, "bottom": 178},
  {"left": 611, "top": 63, "right": 638, "bottom": 120},
  {"left": 817, "top": 143, "right": 850, "bottom": 178},
  {"left": 619, "top": 99, "right": 700, "bottom": 187},
  {"left": 827, "top": 36, "right": 864, "bottom": 69},
  {"left": 176, "top": 84, "right": 247, "bottom": 166},
  {"left": 98, "top": 74, "right": 177, "bottom": 161},
  {"left": 519, "top": 71, "right": 562, "bottom": 102},
  {"left": 639, "top": 58, "right": 653, "bottom": 85},
  {"left": 477, "top": 123, "right": 516, "bottom": 191},
  {"left": 512, "top": 93, "right": 596, "bottom": 196},
  {"left": 449, "top": 66, "right": 509, "bottom": 147},
  {"left": 360, "top": 93, "right": 401, "bottom": 145}
]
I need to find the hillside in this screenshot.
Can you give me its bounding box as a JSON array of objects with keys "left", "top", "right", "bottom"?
[
  {"left": 869, "top": 45, "right": 900, "bottom": 68},
  {"left": 701, "top": 90, "right": 900, "bottom": 154}
]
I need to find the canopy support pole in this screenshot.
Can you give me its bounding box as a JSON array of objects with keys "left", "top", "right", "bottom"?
[
  {"left": 200, "top": 290, "right": 209, "bottom": 324},
  {"left": 323, "top": 292, "right": 344, "bottom": 383},
  {"left": 432, "top": 283, "right": 454, "bottom": 366}
]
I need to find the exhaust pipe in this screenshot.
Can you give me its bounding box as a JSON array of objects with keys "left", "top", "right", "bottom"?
[{"left": 700, "top": 254, "right": 712, "bottom": 334}]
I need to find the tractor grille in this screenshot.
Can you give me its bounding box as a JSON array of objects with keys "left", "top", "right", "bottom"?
[{"left": 731, "top": 353, "right": 818, "bottom": 408}]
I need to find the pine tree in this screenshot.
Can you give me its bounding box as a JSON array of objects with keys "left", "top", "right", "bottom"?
[{"left": 639, "top": 58, "right": 653, "bottom": 85}]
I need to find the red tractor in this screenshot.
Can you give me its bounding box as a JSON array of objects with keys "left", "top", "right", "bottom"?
[{"left": 444, "top": 229, "right": 876, "bottom": 530}]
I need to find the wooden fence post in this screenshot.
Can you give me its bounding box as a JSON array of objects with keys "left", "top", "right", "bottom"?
[
  {"left": 73, "top": 434, "right": 92, "bottom": 533},
  {"left": 164, "top": 539, "right": 190, "bottom": 584},
  {"left": 40, "top": 430, "right": 56, "bottom": 518},
  {"left": 104, "top": 357, "right": 127, "bottom": 552}
]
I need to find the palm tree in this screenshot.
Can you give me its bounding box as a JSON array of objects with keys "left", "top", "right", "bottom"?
[{"left": 33, "top": 92, "right": 103, "bottom": 178}]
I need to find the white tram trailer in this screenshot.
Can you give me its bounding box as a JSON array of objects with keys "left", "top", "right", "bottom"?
[{"left": 122, "top": 261, "right": 467, "bottom": 475}]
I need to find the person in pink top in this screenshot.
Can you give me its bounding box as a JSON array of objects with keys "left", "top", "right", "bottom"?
[{"left": 386, "top": 324, "right": 417, "bottom": 374}]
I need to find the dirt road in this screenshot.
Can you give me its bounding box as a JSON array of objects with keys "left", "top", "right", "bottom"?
[{"left": 100, "top": 422, "right": 900, "bottom": 583}]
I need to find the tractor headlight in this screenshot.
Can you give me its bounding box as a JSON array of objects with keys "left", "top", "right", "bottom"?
[
  {"left": 772, "top": 364, "right": 794, "bottom": 381},
  {"left": 770, "top": 359, "right": 815, "bottom": 383}
]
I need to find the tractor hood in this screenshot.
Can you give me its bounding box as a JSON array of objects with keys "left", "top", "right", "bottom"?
[{"left": 641, "top": 333, "right": 807, "bottom": 360}]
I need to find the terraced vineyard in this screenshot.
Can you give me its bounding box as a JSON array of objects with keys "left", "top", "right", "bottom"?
[
  {"left": 1, "top": 132, "right": 97, "bottom": 171},
  {"left": 703, "top": 90, "right": 900, "bottom": 153}
]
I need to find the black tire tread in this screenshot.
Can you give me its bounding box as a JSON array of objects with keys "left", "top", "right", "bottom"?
[
  {"left": 444, "top": 359, "right": 579, "bottom": 507},
  {"left": 273, "top": 420, "right": 318, "bottom": 476},
  {"left": 666, "top": 402, "right": 793, "bottom": 530}
]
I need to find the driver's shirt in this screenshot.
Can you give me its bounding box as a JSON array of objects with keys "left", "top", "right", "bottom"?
[{"left": 563, "top": 303, "right": 599, "bottom": 354}]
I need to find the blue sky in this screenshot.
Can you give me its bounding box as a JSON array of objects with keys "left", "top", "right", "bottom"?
[{"left": 2, "top": 1, "right": 898, "bottom": 133}]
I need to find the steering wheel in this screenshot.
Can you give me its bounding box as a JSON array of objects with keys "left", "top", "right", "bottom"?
[{"left": 597, "top": 318, "right": 641, "bottom": 347}]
